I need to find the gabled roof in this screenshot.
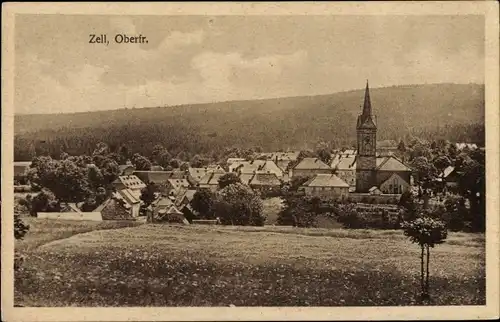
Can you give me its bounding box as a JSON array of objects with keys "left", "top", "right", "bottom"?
[
  {"left": 331, "top": 155, "right": 357, "bottom": 170},
  {"left": 167, "top": 178, "right": 191, "bottom": 190},
  {"left": 199, "top": 171, "right": 226, "bottom": 186},
  {"left": 249, "top": 172, "right": 281, "bottom": 186},
  {"left": 133, "top": 170, "right": 186, "bottom": 184},
  {"left": 238, "top": 173, "right": 254, "bottom": 185},
  {"left": 376, "top": 156, "right": 412, "bottom": 172},
  {"left": 230, "top": 160, "right": 283, "bottom": 176},
  {"left": 188, "top": 167, "right": 225, "bottom": 182},
  {"left": 113, "top": 175, "right": 146, "bottom": 190},
  {"left": 117, "top": 189, "right": 141, "bottom": 205},
  {"left": 294, "top": 157, "right": 331, "bottom": 170},
  {"left": 380, "top": 172, "right": 411, "bottom": 187},
  {"left": 302, "top": 174, "right": 349, "bottom": 188},
  {"left": 175, "top": 189, "right": 197, "bottom": 206}
]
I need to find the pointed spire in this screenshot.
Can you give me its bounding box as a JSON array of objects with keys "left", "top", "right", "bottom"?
[{"left": 362, "top": 79, "right": 372, "bottom": 117}]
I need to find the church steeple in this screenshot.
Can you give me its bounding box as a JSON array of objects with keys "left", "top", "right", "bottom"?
[
  {"left": 357, "top": 80, "right": 376, "bottom": 129},
  {"left": 362, "top": 80, "right": 372, "bottom": 117}
]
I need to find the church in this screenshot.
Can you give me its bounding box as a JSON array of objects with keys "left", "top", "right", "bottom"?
[{"left": 355, "top": 81, "right": 412, "bottom": 194}]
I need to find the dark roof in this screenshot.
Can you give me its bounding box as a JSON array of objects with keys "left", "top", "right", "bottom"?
[
  {"left": 133, "top": 170, "right": 186, "bottom": 184},
  {"left": 294, "top": 158, "right": 331, "bottom": 170}
]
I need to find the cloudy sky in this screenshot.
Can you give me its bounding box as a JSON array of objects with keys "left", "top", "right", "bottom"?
[{"left": 15, "top": 14, "right": 484, "bottom": 114}]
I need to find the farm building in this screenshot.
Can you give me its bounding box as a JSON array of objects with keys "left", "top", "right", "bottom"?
[{"left": 301, "top": 173, "right": 350, "bottom": 200}]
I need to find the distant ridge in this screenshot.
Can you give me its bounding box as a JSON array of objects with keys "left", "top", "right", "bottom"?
[{"left": 14, "top": 83, "right": 484, "bottom": 160}]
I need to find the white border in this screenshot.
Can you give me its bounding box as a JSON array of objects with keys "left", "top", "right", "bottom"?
[{"left": 2, "top": 2, "right": 499, "bottom": 321}]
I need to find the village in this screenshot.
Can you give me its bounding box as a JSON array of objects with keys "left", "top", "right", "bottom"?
[{"left": 13, "top": 83, "right": 481, "bottom": 228}]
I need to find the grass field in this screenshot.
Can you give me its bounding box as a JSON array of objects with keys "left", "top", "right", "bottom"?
[{"left": 15, "top": 218, "right": 485, "bottom": 307}]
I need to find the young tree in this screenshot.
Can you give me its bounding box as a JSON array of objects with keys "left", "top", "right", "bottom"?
[{"left": 402, "top": 216, "right": 448, "bottom": 301}]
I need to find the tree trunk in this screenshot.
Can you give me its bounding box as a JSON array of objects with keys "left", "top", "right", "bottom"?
[
  {"left": 426, "top": 245, "right": 430, "bottom": 297},
  {"left": 420, "top": 245, "right": 425, "bottom": 297}
]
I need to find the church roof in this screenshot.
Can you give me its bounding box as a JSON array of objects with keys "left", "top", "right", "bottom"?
[{"left": 376, "top": 156, "right": 412, "bottom": 172}]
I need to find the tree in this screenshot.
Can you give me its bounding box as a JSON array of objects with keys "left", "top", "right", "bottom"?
[
  {"left": 180, "top": 162, "right": 190, "bottom": 171},
  {"left": 191, "top": 189, "right": 216, "bottom": 219},
  {"left": 432, "top": 155, "right": 451, "bottom": 174},
  {"left": 169, "top": 158, "right": 181, "bottom": 169},
  {"left": 214, "top": 183, "right": 265, "bottom": 226},
  {"left": 218, "top": 172, "right": 241, "bottom": 189},
  {"left": 399, "top": 190, "right": 418, "bottom": 220},
  {"left": 140, "top": 182, "right": 158, "bottom": 208},
  {"left": 315, "top": 141, "right": 332, "bottom": 165},
  {"left": 132, "top": 153, "right": 152, "bottom": 171},
  {"left": 157, "top": 150, "right": 172, "bottom": 169},
  {"left": 277, "top": 195, "right": 323, "bottom": 227},
  {"left": 28, "top": 157, "right": 91, "bottom": 203},
  {"left": 411, "top": 156, "right": 437, "bottom": 187},
  {"left": 151, "top": 144, "right": 166, "bottom": 163},
  {"left": 30, "top": 188, "right": 59, "bottom": 216},
  {"left": 14, "top": 215, "right": 30, "bottom": 240},
  {"left": 92, "top": 142, "right": 110, "bottom": 157},
  {"left": 402, "top": 216, "right": 447, "bottom": 301}
]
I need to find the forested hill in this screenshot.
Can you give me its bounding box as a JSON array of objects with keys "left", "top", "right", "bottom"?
[{"left": 14, "top": 83, "right": 484, "bottom": 161}]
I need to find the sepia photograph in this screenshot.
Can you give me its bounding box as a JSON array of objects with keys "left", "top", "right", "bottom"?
[{"left": 2, "top": 2, "right": 499, "bottom": 321}]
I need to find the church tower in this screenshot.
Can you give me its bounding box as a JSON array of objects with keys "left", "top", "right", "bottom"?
[{"left": 356, "top": 81, "right": 377, "bottom": 192}]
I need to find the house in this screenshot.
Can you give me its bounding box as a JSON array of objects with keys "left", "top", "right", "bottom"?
[
  {"left": 229, "top": 160, "right": 283, "bottom": 177},
  {"left": 156, "top": 205, "right": 189, "bottom": 224},
  {"left": 115, "top": 189, "right": 141, "bottom": 217},
  {"left": 188, "top": 167, "right": 225, "bottom": 185},
  {"left": 239, "top": 171, "right": 281, "bottom": 191},
  {"left": 292, "top": 157, "right": 332, "bottom": 178},
  {"left": 133, "top": 170, "right": 187, "bottom": 184},
  {"left": 438, "top": 166, "right": 459, "bottom": 189},
  {"left": 301, "top": 174, "right": 350, "bottom": 200},
  {"left": 112, "top": 175, "right": 146, "bottom": 191},
  {"left": 95, "top": 195, "right": 137, "bottom": 221},
  {"left": 174, "top": 189, "right": 197, "bottom": 208},
  {"left": 330, "top": 154, "right": 357, "bottom": 188},
  {"left": 198, "top": 171, "right": 227, "bottom": 191},
  {"left": 165, "top": 178, "right": 191, "bottom": 197}
]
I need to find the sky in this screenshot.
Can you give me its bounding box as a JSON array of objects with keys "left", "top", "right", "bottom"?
[{"left": 14, "top": 14, "right": 484, "bottom": 114}]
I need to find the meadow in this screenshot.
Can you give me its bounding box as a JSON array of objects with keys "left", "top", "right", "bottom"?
[{"left": 15, "top": 218, "right": 485, "bottom": 307}]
